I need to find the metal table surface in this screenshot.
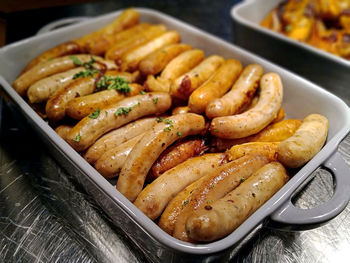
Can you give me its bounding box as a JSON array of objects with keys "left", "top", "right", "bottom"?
[{"left": 1, "top": 1, "right": 350, "bottom": 262}]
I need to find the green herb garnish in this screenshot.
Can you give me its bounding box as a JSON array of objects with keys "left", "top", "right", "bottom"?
[
  {"left": 157, "top": 117, "right": 163, "bottom": 123},
  {"left": 240, "top": 177, "right": 246, "bottom": 183},
  {"left": 115, "top": 107, "right": 132, "bottom": 116},
  {"left": 88, "top": 108, "right": 100, "bottom": 119},
  {"left": 139, "top": 90, "right": 146, "bottom": 95},
  {"left": 70, "top": 56, "right": 83, "bottom": 66},
  {"left": 177, "top": 131, "right": 182, "bottom": 137},
  {"left": 73, "top": 69, "right": 100, "bottom": 79},
  {"left": 72, "top": 133, "right": 81, "bottom": 142},
  {"left": 152, "top": 97, "right": 158, "bottom": 104},
  {"left": 97, "top": 75, "right": 130, "bottom": 93}
]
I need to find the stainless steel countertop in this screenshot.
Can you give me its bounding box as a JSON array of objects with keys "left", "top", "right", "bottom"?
[{"left": 1, "top": 1, "right": 350, "bottom": 262}]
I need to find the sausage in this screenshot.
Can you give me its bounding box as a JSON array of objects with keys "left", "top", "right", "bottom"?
[
  {"left": 206, "top": 64, "right": 263, "bottom": 119},
  {"left": 172, "top": 106, "right": 189, "bottom": 115},
  {"left": 116, "top": 113, "right": 206, "bottom": 202},
  {"left": 27, "top": 60, "right": 116, "bottom": 103},
  {"left": 120, "top": 31, "right": 181, "bottom": 72},
  {"left": 84, "top": 117, "right": 159, "bottom": 164},
  {"left": 172, "top": 154, "right": 272, "bottom": 242},
  {"left": 66, "top": 92, "right": 171, "bottom": 151},
  {"left": 75, "top": 8, "right": 140, "bottom": 55},
  {"left": 170, "top": 55, "right": 225, "bottom": 100},
  {"left": 210, "top": 119, "right": 302, "bottom": 152},
  {"left": 144, "top": 49, "right": 205, "bottom": 93},
  {"left": 139, "top": 43, "right": 192, "bottom": 76},
  {"left": 55, "top": 124, "right": 73, "bottom": 140},
  {"left": 14, "top": 54, "right": 104, "bottom": 97},
  {"left": 227, "top": 142, "right": 279, "bottom": 162},
  {"left": 188, "top": 59, "right": 243, "bottom": 114},
  {"left": 186, "top": 162, "right": 289, "bottom": 242},
  {"left": 210, "top": 72, "right": 283, "bottom": 139},
  {"left": 158, "top": 176, "right": 206, "bottom": 235},
  {"left": 65, "top": 83, "right": 143, "bottom": 120},
  {"left": 277, "top": 114, "right": 329, "bottom": 168},
  {"left": 105, "top": 24, "right": 167, "bottom": 61},
  {"left": 135, "top": 153, "right": 226, "bottom": 220},
  {"left": 21, "top": 41, "right": 81, "bottom": 74},
  {"left": 46, "top": 71, "right": 138, "bottom": 122},
  {"left": 148, "top": 138, "right": 207, "bottom": 181},
  {"left": 272, "top": 107, "right": 285, "bottom": 123},
  {"left": 95, "top": 133, "right": 144, "bottom": 178}
]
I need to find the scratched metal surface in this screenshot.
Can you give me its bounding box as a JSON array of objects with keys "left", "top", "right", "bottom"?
[{"left": 1, "top": 0, "right": 350, "bottom": 262}]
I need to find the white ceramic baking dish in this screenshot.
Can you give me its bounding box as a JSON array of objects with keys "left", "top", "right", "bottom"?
[
  {"left": 231, "top": 0, "right": 350, "bottom": 105},
  {"left": 1, "top": 8, "right": 350, "bottom": 263}
]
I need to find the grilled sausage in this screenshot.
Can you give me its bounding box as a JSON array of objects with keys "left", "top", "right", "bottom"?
[
  {"left": 116, "top": 113, "right": 206, "bottom": 202},
  {"left": 105, "top": 24, "right": 167, "bottom": 61},
  {"left": 210, "top": 119, "right": 302, "bottom": 152},
  {"left": 135, "top": 153, "right": 225, "bottom": 220},
  {"left": 186, "top": 162, "right": 289, "bottom": 242},
  {"left": 277, "top": 114, "right": 329, "bottom": 168},
  {"left": 14, "top": 54, "right": 103, "bottom": 97},
  {"left": 27, "top": 60, "right": 116, "bottom": 103},
  {"left": 148, "top": 138, "right": 207, "bottom": 181},
  {"left": 66, "top": 92, "right": 171, "bottom": 151},
  {"left": 75, "top": 8, "right": 140, "bottom": 55},
  {"left": 120, "top": 31, "right": 181, "bottom": 72},
  {"left": 170, "top": 55, "right": 224, "bottom": 100},
  {"left": 210, "top": 72, "right": 283, "bottom": 139},
  {"left": 188, "top": 59, "right": 243, "bottom": 114},
  {"left": 95, "top": 133, "right": 144, "bottom": 178},
  {"left": 206, "top": 64, "right": 263, "bottom": 119},
  {"left": 55, "top": 124, "right": 73, "bottom": 140},
  {"left": 64, "top": 83, "right": 143, "bottom": 120},
  {"left": 84, "top": 117, "right": 158, "bottom": 164},
  {"left": 172, "top": 154, "right": 272, "bottom": 242},
  {"left": 145, "top": 49, "right": 205, "bottom": 93},
  {"left": 139, "top": 43, "right": 192, "bottom": 76}
]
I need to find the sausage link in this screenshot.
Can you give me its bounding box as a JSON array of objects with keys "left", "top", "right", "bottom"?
[
  {"left": 148, "top": 138, "right": 207, "bottom": 181},
  {"left": 14, "top": 54, "right": 103, "bottom": 97},
  {"left": 84, "top": 117, "right": 158, "bottom": 164},
  {"left": 65, "top": 83, "right": 143, "bottom": 120},
  {"left": 116, "top": 113, "right": 206, "bottom": 202},
  {"left": 277, "top": 114, "right": 329, "bottom": 168},
  {"left": 210, "top": 72, "right": 283, "bottom": 139},
  {"left": 186, "top": 162, "right": 289, "bottom": 242},
  {"left": 206, "top": 64, "right": 263, "bottom": 118},
  {"left": 188, "top": 59, "right": 242, "bottom": 114},
  {"left": 135, "top": 153, "right": 225, "bottom": 220},
  {"left": 55, "top": 124, "right": 73, "bottom": 140},
  {"left": 66, "top": 92, "right": 171, "bottom": 151},
  {"left": 171, "top": 55, "right": 224, "bottom": 100},
  {"left": 210, "top": 119, "right": 302, "bottom": 152},
  {"left": 120, "top": 31, "right": 181, "bottom": 72},
  {"left": 95, "top": 133, "right": 144, "bottom": 178},
  {"left": 173, "top": 154, "right": 272, "bottom": 242},
  {"left": 139, "top": 43, "right": 192, "bottom": 76}
]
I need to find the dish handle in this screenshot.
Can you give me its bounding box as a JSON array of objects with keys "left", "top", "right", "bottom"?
[
  {"left": 270, "top": 151, "right": 350, "bottom": 228},
  {"left": 36, "top": 17, "right": 91, "bottom": 35}
]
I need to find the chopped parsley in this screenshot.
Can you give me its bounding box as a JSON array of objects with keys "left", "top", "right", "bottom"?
[
  {"left": 88, "top": 108, "right": 100, "bottom": 119},
  {"left": 182, "top": 200, "right": 189, "bottom": 208},
  {"left": 73, "top": 69, "right": 100, "bottom": 79},
  {"left": 70, "top": 56, "right": 83, "bottom": 66},
  {"left": 284, "top": 24, "right": 293, "bottom": 32},
  {"left": 115, "top": 107, "right": 132, "bottom": 116},
  {"left": 97, "top": 75, "right": 130, "bottom": 93},
  {"left": 164, "top": 119, "right": 173, "bottom": 126},
  {"left": 210, "top": 184, "right": 215, "bottom": 189},
  {"left": 177, "top": 131, "right": 182, "bottom": 137},
  {"left": 114, "top": 103, "right": 140, "bottom": 116},
  {"left": 207, "top": 199, "right": 214, "bottom": 204},
  {"left": 72, "top": 133, "right": 81, "bottom": 142},
  {"left": 163, "top": 126, "right": 172, "bottom": 132},
  {"left": 240, "top": 177, "right": 246, "bottom": 183},
  {"left": 156, "top": 117, "right": 163, "bottom": 123},
  {"left": 139, "top": 90, "right": 146, "bottom": 95},
  {"left": 152, "top": 97, "right": 158, "bottom": 104}
]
